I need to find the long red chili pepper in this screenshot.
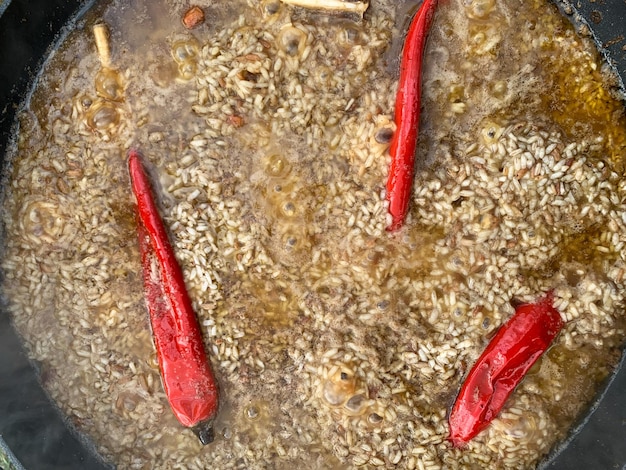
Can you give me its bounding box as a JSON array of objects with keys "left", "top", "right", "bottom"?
[
  {"left": 448, "top": 292, "right": 564, "bottom": 447},
  {"left": 386, "top": 0, "right": 438, "bottom": 231},
  {"left": 128, "top": 149, "right": 219, "bottom": 445}
]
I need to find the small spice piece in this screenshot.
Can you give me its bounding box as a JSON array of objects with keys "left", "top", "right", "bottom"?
[
  {"left": 227, "top": 114, "right": 245, "bottom": 128},
  {"left": 128, "top": 149, "right": 219, "bottom": 445},
  {"left": 385, "top": 0, "right": 438, "bottom": 231},
  {"left": 448, "top": 292, "right": 564, "bottom": 447},
  {"left": 182, "top": 6, "right": 205, "bottom": 29}
]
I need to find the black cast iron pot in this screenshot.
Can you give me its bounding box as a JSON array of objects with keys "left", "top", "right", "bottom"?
[{"left": 0, "top": 1, "right": 625, "bottom": 469}]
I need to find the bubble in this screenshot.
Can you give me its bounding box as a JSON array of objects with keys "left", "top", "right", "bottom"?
[
  {"left": 115, "top": 392, "right": 139, "bottom": 412},
  {"left": 94, "top": 68, "right": 124, "bottom": 101},
  {"left": 171, "top": 39, "right": 199, "bottom": 64},
  {"left": 377, "top": 299, "right": 390, "bottom": 311},
  {"left": 563, "top": 267, "right": 582, "bottom": 286},
  {"left": 86, "top": 100, "right": 120, "bottom": 131},
  {"left": 221, "top": 427, "right": 232, "bottom": 439},
  {"left": 465, "top": 0, "right": 496, "bottom": 19},
  {"left": 448, "top": 84, "right": 465, "bottom": 104},
  {"left": 323, "top": 384, "right": 347, "bottom": 406},
  {"left": 344, "top": 394, "right": 366, "bottom": 414},
  {"left": 152, "top": 61, "right": 178, "bottom": 88},
  {"left": 78, "top": 94, "right": 93, "bottom": 111},
  {"left": 500, "top": 415, "right": 538, "bottom": 441},
  {"left": 284, "top": 234, "right": 298, "bottom": 249},
  {"left": 178, "top": 61, "right": 198, "bottom": 81},
  {"left": 264, "top": 154, "right": 290, "bottom": 177},
  {"left": 276, "top": 26, "right": 307, "bottom": 58},
  {"left": 245, "top": 405, "right": 260, "bottom": 420},
  {"left": 467, "top": 23, "right": 501, "bottom": 55},
  {"left": 480, "top": 120, "right": 504, "bottom": 145},
  {"left": 340, "top": 25, "right": 361, "bottom": 45},
  {"left": 374, "top": 128, "right": 393, "bottom": 144},
  {"left": 351, "top": 72, "right": 367, "bottom": 89},
  {"left": 472, "top": 31, "right": 487, "bottom": 47},
  {"left": 321, "top": 368, "right": 357, "bottom": 407},
  {"left": 314, "top": 66, "right": 333, "bottom": 87},
  {"left": 282, "top": 201, "right": 296, "bottom": 217},
  {"left": 20, "top": 200, "right": 64, "bottom": 244},
  {"left": 262, "top": 0, "right": 281, "bottom": 16}
]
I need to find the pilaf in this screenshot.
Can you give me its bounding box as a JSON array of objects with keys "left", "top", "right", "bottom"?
[{"left": 2, "top": 0, "right": 626, "bottom": 468}]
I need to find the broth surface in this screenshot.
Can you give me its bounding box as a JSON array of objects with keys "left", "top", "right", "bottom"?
[{"left": 2, "top": 0, "right": 626, "bottom": 468}]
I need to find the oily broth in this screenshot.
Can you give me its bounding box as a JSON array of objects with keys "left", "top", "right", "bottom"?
[{"left": 2, "top": 0, "right": 626, "bottom": 468}]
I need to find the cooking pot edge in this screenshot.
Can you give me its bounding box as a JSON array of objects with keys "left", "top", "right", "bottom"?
[{"left": 1, "top": 0, "right": 626, "bottom": 468}]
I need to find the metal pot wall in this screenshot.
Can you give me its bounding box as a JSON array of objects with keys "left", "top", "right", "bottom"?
[{"left": 0, "top": 0, "right": 625, "bottom": 468}]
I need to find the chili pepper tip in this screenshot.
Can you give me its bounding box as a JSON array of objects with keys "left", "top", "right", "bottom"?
[
  {"left": 447, "top": 292, "right": 564, "bottom": 446},
  {"left": 192, "top": 420, "right": 216, "bottom": 445}
]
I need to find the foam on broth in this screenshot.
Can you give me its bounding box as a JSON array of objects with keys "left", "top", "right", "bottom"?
[{"left": 2, "top": 0, "right": 626, "bottom": 468}]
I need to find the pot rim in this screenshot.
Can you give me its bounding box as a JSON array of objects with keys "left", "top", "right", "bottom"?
[{"left": 0, "top": 1, "right": 625, "bottom": 469}]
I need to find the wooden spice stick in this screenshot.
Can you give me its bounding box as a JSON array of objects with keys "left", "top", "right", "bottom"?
[
  {"left": 93, "top": 23, "right": 112, "bottom": 68},
  {"left": 280, "top": 0, "right": 369, "bottom": 15}
]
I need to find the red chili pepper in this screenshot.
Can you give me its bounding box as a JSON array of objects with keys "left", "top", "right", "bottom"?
[
  {"left": 128, "top": 149, "right": 219, "bottom": 445},
  {"left": 448, "top": 292, "right": 564, "bottom": 447},
  {"left": 386, "top": 0, "right": 438, "bottom": 232}
]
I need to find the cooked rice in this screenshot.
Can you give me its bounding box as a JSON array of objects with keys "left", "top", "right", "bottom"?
[{"left": 1, "top": 0, "right": 626, "bottom": 469}]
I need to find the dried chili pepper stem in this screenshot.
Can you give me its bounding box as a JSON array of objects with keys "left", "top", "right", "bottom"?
[
  {"left": 448, "top": 292, "right": 564, "bottom": 447},
  {"left": 128, "top": 149, "right": 219, "bottom": 445},
  {"left": 386, "top": 0, "right": 438, "bottom": 231}
]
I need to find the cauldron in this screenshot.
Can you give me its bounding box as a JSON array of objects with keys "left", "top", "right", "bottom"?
[{"left": 0, "top": 1, "right": 625, "bottom": 468}]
